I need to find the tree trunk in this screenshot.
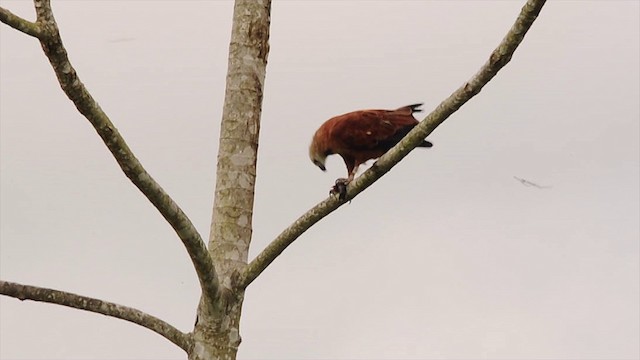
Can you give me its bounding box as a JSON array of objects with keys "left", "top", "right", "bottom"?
[{"left": 189, "top": 0, "right": 271, "bottom": 359}]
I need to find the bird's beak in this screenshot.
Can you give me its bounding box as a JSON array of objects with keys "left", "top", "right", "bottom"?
[{"left": 313, "top": 160, "right": 326, "bottom": 171}]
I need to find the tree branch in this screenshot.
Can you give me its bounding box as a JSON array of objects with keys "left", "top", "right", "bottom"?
[
  {"left": 348, "top": 0, "right": 547, "bottom": 193},
  {"left": 0, "top": 280, "right": 192, "bottom": 351},
  {"left": 237, "top": 196, "right": 343, "bottom": 289},
  {"left": 0, "top": 6, "right": 42, "bottom": 38},
  {"left": 237, "top": 0, "right": 547, "bottom": 290},
  {"left": 30, "top": 0, "right": 220, "bottom": 306}
]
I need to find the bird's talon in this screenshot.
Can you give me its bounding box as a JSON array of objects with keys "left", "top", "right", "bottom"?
[{"left": 330, "top": 178, "right": 349, "bottom": 200}]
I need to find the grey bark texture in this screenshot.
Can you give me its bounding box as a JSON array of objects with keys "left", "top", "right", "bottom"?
[
  {"left": 189, "top": 1, "right": 271, "bottom": 359},
  {"left": 0, "top": 0, "right": 546, "bottom": 359}
]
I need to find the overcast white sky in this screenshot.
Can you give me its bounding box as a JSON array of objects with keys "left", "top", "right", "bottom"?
[{"left": 1, "top": 1, "right": 638, "bottom": 359}]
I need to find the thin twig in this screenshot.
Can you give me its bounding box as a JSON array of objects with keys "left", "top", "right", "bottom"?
[
  {"left": 0, "top": 6, "right": 42, "bottom": 38},
  {"left": 237, "top": 0, "right": 547, "bottom": 290},
  {"left": 0, "top": 280, "right": 192, "bottom": 351},
  {"left": 27, "top": 0, "right": 221, "bottom": 305}
]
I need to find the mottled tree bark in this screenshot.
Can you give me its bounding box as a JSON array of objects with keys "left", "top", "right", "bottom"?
[{"left": 189, "top": 1, "right": 271, "bottom": 359}]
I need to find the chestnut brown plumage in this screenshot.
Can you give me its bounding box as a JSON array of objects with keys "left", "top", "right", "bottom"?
[{"left": 309, "top": 103, "right": 433, "bottom": 197}]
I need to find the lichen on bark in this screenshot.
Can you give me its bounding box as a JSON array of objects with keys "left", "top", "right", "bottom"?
[{"left": 190, "top": 0, "right": 271, "bottom": 359}]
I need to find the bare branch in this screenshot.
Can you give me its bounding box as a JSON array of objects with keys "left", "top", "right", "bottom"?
[
  {"left": 30, "top": 0, "right": 220, "bottom": 305},
  {"left": 0, "top": 6, "right": 42, "bottom": 38},
  {"left": 347, "top": 0, "right": 548, "bottom": 193},
  {"left": 237, "top": 0, "right": 547, "bottom": 290},
  {"left": 0, "top": 280, "right": 192, "bottom": 351},
  {"left": 238, "top": 196, "right": 343, "bottom": 289}
]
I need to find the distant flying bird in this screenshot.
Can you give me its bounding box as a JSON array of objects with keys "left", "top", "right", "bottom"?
[
  {"left": 309, "top": 103, "right": 433, "bottom": 198},
  {"left": 513, "top": 176, "right": 552, "bottom": 189}
]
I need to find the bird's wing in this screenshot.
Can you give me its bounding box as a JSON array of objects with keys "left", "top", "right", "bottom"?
[{"left": 331, "top": 110, "right": 417, "bottom": 151}]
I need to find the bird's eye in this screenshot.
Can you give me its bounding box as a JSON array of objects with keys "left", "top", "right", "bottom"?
[{"left": 324, "top": 149, "right": 333, "bottom": 156}]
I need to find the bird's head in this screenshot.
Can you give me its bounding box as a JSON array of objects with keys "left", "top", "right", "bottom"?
[{"left": 309, "top": 136, "right": 330, "bottom": 172}]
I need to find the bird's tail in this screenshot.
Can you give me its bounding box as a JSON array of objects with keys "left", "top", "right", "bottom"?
[
  {"left": 419, "top": 140, "right": 433, "bottom": 148},
  {"left": 395, "top": 103, "right": 423, "bottom": 115},
  {"left": 397, "top": 103, "right": 432, "bottom": 147}
]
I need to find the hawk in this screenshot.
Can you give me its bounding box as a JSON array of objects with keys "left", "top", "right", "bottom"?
[{"left": 309, "top": 103, "right": 433, "bottom": 198}]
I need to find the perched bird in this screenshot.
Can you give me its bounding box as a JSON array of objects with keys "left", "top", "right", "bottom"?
[{"left": 309, "top": 103, "right": 433, "bottom": 198}]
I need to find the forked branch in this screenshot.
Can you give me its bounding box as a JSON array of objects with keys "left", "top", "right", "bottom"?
[
  {"left": 0, "top": 7, "right": 42, "bottom": 38},
  {"left": 0, "top": 281, "right": 191, "bottom": 351},
  {"left": 237, "top": 0, "right": 547, "bottom": 290}
]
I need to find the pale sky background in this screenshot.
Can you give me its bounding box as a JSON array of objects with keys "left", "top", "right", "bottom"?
[{"left": 0, "top": 1, "right": 638, "bottom": 359}]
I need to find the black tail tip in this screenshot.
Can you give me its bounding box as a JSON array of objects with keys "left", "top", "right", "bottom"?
[
  {"left": 420, "top": 140, "right": 433, "bottom": 148},
  {"left": 407, "top": 103, "right": 424, "bottom": 113}
]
